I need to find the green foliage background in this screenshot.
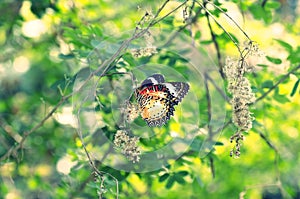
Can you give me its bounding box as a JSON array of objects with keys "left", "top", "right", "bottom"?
[{"left": 0, "top": 0, "right": 300, "bottom": 198}]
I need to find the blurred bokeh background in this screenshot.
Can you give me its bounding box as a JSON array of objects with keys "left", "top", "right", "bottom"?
[{"left": 0, "top": 0, "right": 300, "bottom": 198}]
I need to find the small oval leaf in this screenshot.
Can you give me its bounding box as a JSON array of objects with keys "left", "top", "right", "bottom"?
[
  {"left": 159, "top": 173, "right": 169, "bottom": 182},
  {"left": 290, "top": 79, "right": 300, "bottom": 97},
  {"left": 266, "top": 56, "right": 282, "bottom": 64},
  {"left": 166, "top": 176, "right": 175, "bottom": 189},
  {"left": 274, "top": 39, "right": 293, "bottom": 52},
  {"left": 274, "top": 93, "right": 290, "bottom": 103},
  {"left": 177, "top": 171, "right": 189, "bottom": 177},
  {"left": 262, "top": 80, "right": 273, "bottom": 88},
  {"left": 58, "top": 53, "right": 75, "bottom": 60},
  {"left": 265, "top": 1, "right": 281, "bottom": 9},
  {"left": 194, "top": 31, "right": 201, "bottom": 40},
  {"left": 215, "top": 141, "right": 224, "bottom": 146},
  {"left": 174, "top": 175, "right": 185, "bottom": 185}
]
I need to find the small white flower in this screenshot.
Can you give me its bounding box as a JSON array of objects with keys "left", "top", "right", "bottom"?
[
  {"left": 130, "top": 46, "right": 157, "bottom": 58},
  {"left": 223, "top": 41, "right": 261, "bottom": 157},
  {"left": 130, "top": 31, "right": 157, "bottom": 58},
  {"left": 122, "top": 102, "right": 139, "bottom": 123},
  {"left": 114, "top": 130, "right": 141, "bottom": 163}
]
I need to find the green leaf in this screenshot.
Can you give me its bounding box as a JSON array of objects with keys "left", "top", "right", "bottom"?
[
  {"left": 174, "top": 175, "right": 185, "bottom": 185},
  {"left": 177, "top": 171, "right": 189, "bottom": 177},
  {"left": 165, "top": 164, "right": 171, "bottom": 170},
  {"left": 265, "top": 1, "right": 281, "bottom": 10},
  {"left": 182, "top": 28, "right": 191, "bottom": 37},
  {"left": 210, "top": 7, "right": 227, "bottom": 17},
  {"left": 159, "top": 173, "right": 169, "bottom": 182},
  {"left": 257, "top": 64, "right": 268, "bottom": 68},
  {"left": 89, "top": 25, "right": 103, "bottom": 37},
  {"left": 217, "top": 32, "right": 239, "bottom": 45},
  {"left": 58, "top": 53, "right": 75, "bottom": 60},
  {"left": 215, "top": 141, "right": 224, "bottom": 146},
  {"left": 122, "top": 53, "right": 136, "bottom": 66},
  {"left": 266, "top": 56, "right": 282, "bottom": 64},
  {"left": 200, "top": 40, "right": 213, "bottom": 45},
  {"left": 168, "top": 58, "right": 176, "bottom": 66},
  {"left": 274, "top": 93, "right": 290, "bottom": 103},
  {"left": 213, "top": 0, "right": 222, "bottom": 6},
  {"left": 274, "top": 39, "right": 293, "bottom": 53},
  {"left": 163, "top": 16, "right": 174, "bottom": 26},
  {"left": 249, "top": 5, "right": 264, "bottom": 20},
  {"left": 251, "top": 86, "right": 259, "bottom": 93},
  {"left": 249, "top": 4, "right": 273, "bottom": 24},
  {"left": 261, "top": 80, "right": 273, "bottom": 88},
  {"left": 194, "top": 31, "right": 201, "bottom": 40},
  {"left": 166, "top": 176, "right": 175, "bottom": 189},
  {"left": 263, "top": 10, "right": 273, "bottom": 24},
  {"left": 287, "top": 47, "right": 300, "bottom": 64},
  {"left": 225, "top": 32, "right": 239, "bottom": 44},
  {"left": 290, "top": 79, "right": 300, "bottom": 97}
]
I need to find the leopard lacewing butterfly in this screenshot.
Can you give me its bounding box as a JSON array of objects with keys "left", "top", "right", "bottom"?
[{"left": 134, "top": 74, "right": 189, "bottom": 127}]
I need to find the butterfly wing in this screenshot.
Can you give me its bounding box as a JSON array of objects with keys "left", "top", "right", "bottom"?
[
  {"left": 162, "top": 82, "right": 190, "bottom": 105},
  {"left": 140, "top": 74, "right": 165, "bottom": 88},
  {"left": 135, "top": 84, "right": 176, "bottom": 127},
  {"left": 135, "top": 81, "right": 189, "bottom": 127}
]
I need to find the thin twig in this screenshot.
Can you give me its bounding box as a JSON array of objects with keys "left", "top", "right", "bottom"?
[
  {"left": 205, "top": 73, "right": 230, "bottom": 102},
  {"left": 163, "top": 7, "right": 203, "bottom": 47},
  {"left": 203, "top": 73, "right": 217, "bottom": 179},
  {"left": 75, "top": 91, "right": 119, "bottom": 198},
  {"left": 212, "top": 119, "right": 232, "bottom": 135},
  {"left": 196, "top": 0, "right": 243, "bottom": 56},
  {"left": 206, "top": 1, "right": 251, "bottom": 41},
  {"left": 149, "top": 0, "right": 186, "bottom": 26},
  {"left": 204, "top": 73, "right": 212, "bottom": 138},
  {"left": 255, "top": 64, "right": 300, "bottom": 102},
  {"left": 209, "top": 155, "right": 215, "bottom": 178},
  {"left": 204, "top": 2, "right": 223, "bottom": 77},
  {"left": 257, "top": 130, "right": 278, "bottom": 152}
]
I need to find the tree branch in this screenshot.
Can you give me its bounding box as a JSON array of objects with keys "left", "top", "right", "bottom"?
[
  {"left": 0, "top": 97, "right": 66, "bottom": 161},
  {"left": 204, "top": 73, "right": 213, "bottom": 138},
  {"left": 255, "top": 64, "right": 300, "bottom": 103},
  {"left": 257, "top": 130, "right": 278, "bottom": 153}
]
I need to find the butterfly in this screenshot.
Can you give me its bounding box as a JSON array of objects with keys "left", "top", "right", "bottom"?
[{"left": 130, "top": 74, "right": 189, "bottom": 127}]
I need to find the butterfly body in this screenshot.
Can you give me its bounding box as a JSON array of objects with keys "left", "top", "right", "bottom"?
[{"left": 132, "top": 74, "right": 189, "bottom": 127}]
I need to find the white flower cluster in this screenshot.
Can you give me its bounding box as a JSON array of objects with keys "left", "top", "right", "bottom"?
[
  {"left": 113, "top": 130, "right": 141, "bottom": 163},
  {"left": 224, "top": 57, "right": 256, "bottom": 132},
  {"left": 130, "top": 46, "right": 157, "bottom": 58},
  {"left": 223, "top": 43, "right": 258, "bottom": 157},
  {"left": 123, "top": 102, "right": 139, "bottom": 123},
  {"left": 241, "top": 41, "right": 264, "bottom": 58},
  {"left": 130, "top": 31, "right": 157, "bottom": 58}
]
